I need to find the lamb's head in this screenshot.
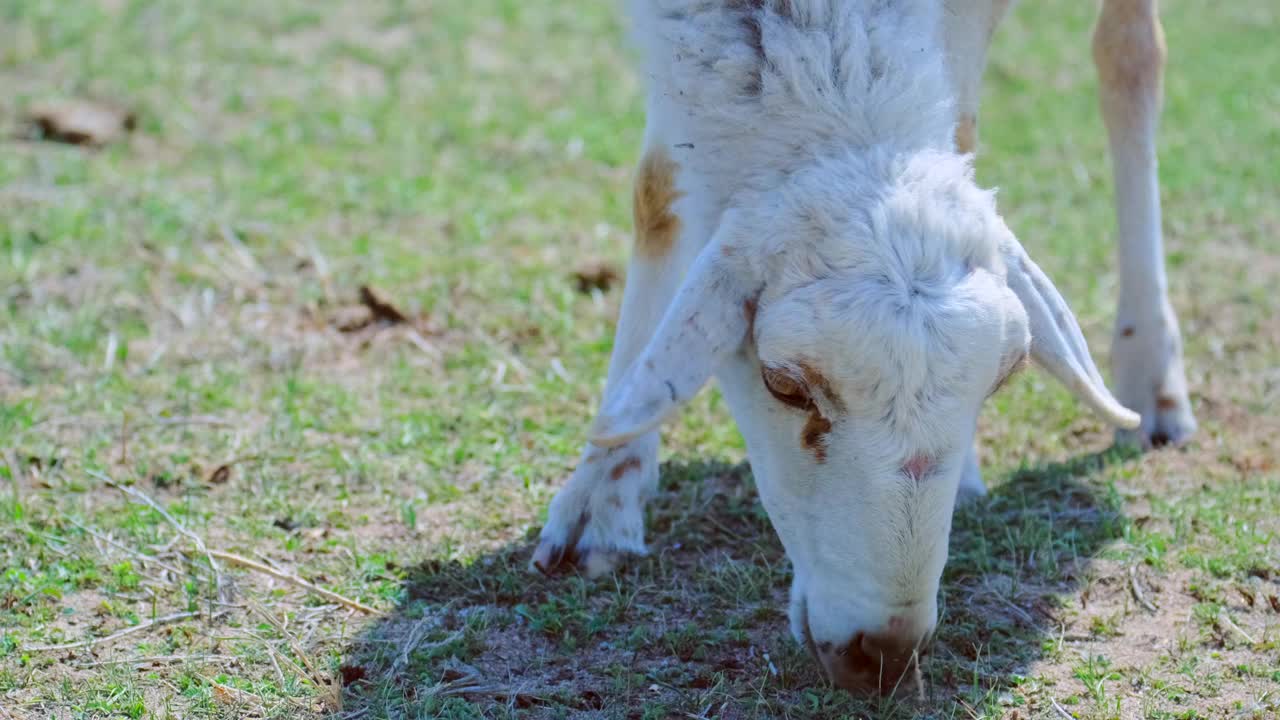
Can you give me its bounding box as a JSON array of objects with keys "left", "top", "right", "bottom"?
[{"left": 591, "top": 150, "right": 1138, "bottom": 695}]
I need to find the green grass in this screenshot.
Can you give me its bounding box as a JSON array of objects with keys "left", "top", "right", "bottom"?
[{"left": 2, "top": 0, "right": 1278, "bottom": 718}]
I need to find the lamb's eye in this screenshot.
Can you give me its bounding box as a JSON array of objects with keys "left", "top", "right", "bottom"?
[{"left": 762, "top": 367, "right": 812, "bottom": 409}]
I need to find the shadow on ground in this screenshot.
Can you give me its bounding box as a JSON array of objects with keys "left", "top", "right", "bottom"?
[{"left": 335, "top": 446, "right": 1137, "bottom": 719}]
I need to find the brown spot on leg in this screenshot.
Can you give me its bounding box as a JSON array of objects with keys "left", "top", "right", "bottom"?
[
  {"left": 801, "top": 412, "right": 833, "bottom": 463},
  {"left": 1093, "top": 0, "right": 1166, "bottom": 128},
  {"left": 609, "top": 456, "right": 643, "bottom": 481},
  {"left": 955, "top": 113, "right": 977, "bottom": 154},
  {"left": 1121, "top": 325, "right": 1136, "bottom": 337},
  {"left": 632, "top": 148, "right": 684, "bottom": 259},
  {"left": 1155, "top": 395, "right": 1178, "bottom": 411}
]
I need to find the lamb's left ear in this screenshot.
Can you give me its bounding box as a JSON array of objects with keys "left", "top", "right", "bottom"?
[
  {"left": 999, "top": 228, "right": 1141, "bottom": 430},
  {"left": 590, "top": 236, "right": 760, "bottom": 447}
]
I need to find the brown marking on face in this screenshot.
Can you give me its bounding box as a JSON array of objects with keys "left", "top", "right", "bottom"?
[
  {"left": 609, "top": 456, "right": 643, "bottom": 481},
  {"left": 1121, "top": 325, "right": 1136, "bottom": 337},
  {"left": 1092, "top": 0, "right": 1166, "bottom": 105},
  {"left": 801, "top": 413, "right": 833, "bottom": 463},
  {"left": 1155, "top": 395, "right": 1179, "bottom": 411},
  {"left": 795, "top": 360, "right": 847, "bottom": 413},
  {"left": 761, "top": 359, "right": 845, "bottom": 463},
  {"left": 955, "top": 113, "right": 977, "bottom": 154},
  {"left": 632, "top": 148, "right": 684, "bottom": 259}
]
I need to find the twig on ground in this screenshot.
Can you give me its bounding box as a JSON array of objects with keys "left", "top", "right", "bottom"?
[
  {"left": 955, "top": 698, "right": 980, "bottom": 720},
  {"left": 91, "top": 470, "right": 228, "bottom": 601},
  {"left": 247, "top": 628, "right": 311, "bottom": 689},
  {"left": 1050, "top": 697, "right": 1075, "bottom": 720},
  {"left": 264, "top": 640, "right": 288, "bottom": 690},
  {"left": 75, "top": 654, "right": 236, "bottom": 668},
  {"left": 405, "top": 328, "right": 442, "bottom": 358},
  {"left": 422, "top": 663, "right": 512, "bottom": 700},
  {"left": 999, "top": 595, "right": 1036, "bottom": 626},
  {"left": 1128, "top": 565, "right": 1158, "bottom": 612},
  {"left": 211, "top": 549, "right": 379, "bottom": 614},
  {"left": 1220, "top": 612, "right": 1257, "bottom": 645},
  {"left": 390, "top": 616, "right": 439, "bottom": 675},
  {"left": 24, "top": 611, "right": 204, "bottom": 652},
  {"left": 252, "top": 604, "right": 341, "bottom": 712},
  {"left": 135, "top": 415, "right": 237, "bottom": 431},
  {"left": 389, "top": 617, "right": 463, "bottom": 677},
  {"left": 66, "top": 517, "right": 190, "bottom": 579}
]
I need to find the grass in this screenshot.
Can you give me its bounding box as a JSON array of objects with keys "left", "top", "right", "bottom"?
[{"left": 1, "top": 0, "right": 1278, "bottom": 718}]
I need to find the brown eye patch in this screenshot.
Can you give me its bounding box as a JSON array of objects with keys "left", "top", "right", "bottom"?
[{"left": 761, "top": 367, "right": 812, "bottom": 409}]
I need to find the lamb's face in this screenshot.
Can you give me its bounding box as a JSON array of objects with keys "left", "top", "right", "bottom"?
[
  {"left": 589, "top": 152, "right": 1138, "bottom": 696},
  {"left": 713, "top": 263, "right": 1024, "bottom": 694}
]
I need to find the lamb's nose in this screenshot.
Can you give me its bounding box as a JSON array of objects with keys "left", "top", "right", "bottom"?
[{"left": 819, "top": 627, "right": 931, "bottom": 696}]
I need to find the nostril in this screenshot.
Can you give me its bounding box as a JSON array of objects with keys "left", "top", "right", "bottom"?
[{"left": 854, "top": 631, "right": 924, "bottom": 677}]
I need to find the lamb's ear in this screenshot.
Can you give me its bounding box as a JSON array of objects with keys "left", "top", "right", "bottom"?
[
  {"left": 590, "top": 238, "right": 759, "bottom": 447},
  {"left": 1000, "top": 232, "right": 1141, "bottom": 429}
]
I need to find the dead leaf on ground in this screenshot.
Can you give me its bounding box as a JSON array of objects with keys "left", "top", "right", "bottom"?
[
  {"left": 208, "top": 464, "right": 231, "bottom": 484},
  {"left": 24, "top": 99, "right": 137, "bottom": 146},
  {"left": 211, "top": 682, "right": 263, "bottom": 709},
  {"left": 338, "top": 664, "right": 367, "bottom": 686},
  {"left": 332, "top": 285, "right": 413, "bottom": 332},
  {"left": 571, "top": 261, "right": 619, "bottom": 294},
  {"left": 358, "top": 285, "right": 408, "bottom": 324}
]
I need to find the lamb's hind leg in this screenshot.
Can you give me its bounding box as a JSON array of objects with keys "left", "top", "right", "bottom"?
[
  {"left": 532, "top": 141, "right": 701, "bottom": 577},
  {"left": 1093, "top": 0, "right": 1196, "bottom": 447}
]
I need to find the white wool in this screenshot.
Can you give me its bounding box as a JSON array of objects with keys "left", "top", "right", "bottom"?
[
  {"left": 628, "top": 0, "right": 957, "bottom": 188},
  {"left": 537, "top": 2, "right": 1154, "bottom": 686}
]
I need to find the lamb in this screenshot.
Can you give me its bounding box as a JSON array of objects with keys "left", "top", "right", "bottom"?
[{"left": 532, "top": 0, "right": 1193, "bottom": 695}]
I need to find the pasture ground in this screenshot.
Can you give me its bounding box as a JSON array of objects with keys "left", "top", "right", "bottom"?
[{"left": 2, "top": 1, "right": 1278, "bottom": 718}]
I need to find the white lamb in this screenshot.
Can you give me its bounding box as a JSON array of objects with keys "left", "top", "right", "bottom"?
[{"left": 533, "top": 0, "right": 1192, "bottom": 695}]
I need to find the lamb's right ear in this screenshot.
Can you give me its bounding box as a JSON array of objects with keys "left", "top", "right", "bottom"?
[{"left": 590, "top": 236, "right": 760, "bottom": 447}]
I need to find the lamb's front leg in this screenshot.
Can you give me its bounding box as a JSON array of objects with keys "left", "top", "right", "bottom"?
[
  {"left": 533, "top": 145, "right": 700, "bottom": 577},
  {"left": 532, "top": 434, "right": 659, "bottom": 577}
]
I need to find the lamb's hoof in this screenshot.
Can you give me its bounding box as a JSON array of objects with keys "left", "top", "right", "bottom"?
[
  {"left": 1111, "top": 309, "right": 1197, "bottom": 450},
  {"left": 530, "top": 540, "right": 623, "bottom": 579},
  {"left": 1115, "top": 391, "right": 1197, "bottom": 450}
]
